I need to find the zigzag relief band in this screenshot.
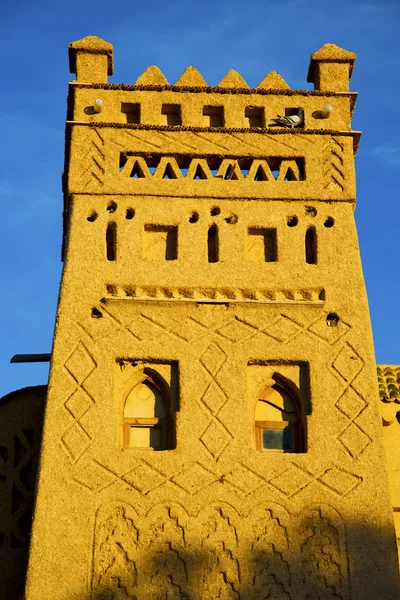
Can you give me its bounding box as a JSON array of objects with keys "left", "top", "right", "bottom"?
[
  {"left": 119, "top": 154, "right": 305, "bottom": 182},
  {"left": 103, "top": 286, "right": 326, "bottom": 303}
]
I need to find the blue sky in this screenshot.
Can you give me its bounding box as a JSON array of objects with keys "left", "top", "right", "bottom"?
[{"left": 1, "top": 0, "right": 399, "bottom": 398}]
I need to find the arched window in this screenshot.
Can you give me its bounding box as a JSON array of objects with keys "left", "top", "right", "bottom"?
[
  {"left": 255, "top": 381, "right": 303, "bottom": 452},
  {"left": 123, "top": 377, "right": 173, "bottom": 450}
]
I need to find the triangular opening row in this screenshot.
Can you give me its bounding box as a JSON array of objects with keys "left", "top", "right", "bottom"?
[
  {"left": 135, "top": 66, "right": 290, "bottom": 89},
  {"left": 119, "top": 155, "right": 305, "bottom": 182}
]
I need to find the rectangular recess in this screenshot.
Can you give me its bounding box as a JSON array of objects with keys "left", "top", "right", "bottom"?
[
  {"left": 143, "top": 225, "right": 178, "bottom": 261},
  {"left": 245, "top": 106, "right": 265, "bottom": 128},
  {"left": 284, "top": 106, "right": 304, "bottom": 127},
  {"left": 285, "top": 107, "right": 301, "bottom": 117},
  {"left": 246, "top": 228, "right": 277, "bottom": 262},
  {"left": 121, "top": 102, "right": 140, "bottom": 124},
  {"left": 203, "top": 106, "right": 224, "bottom": 127},
  {"left": 161, "top": 104, "right": 182, "bottom": 126}
]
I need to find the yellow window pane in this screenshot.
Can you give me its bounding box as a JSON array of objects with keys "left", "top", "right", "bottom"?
[
  {"left": 128, "top": 426, "right": 151, "bottom": 448},
  {"left": 124, "top": 381, "right": 167, "bottom": 418},
  {"left": 128, "top": 426, "right": 162, "bottom": 449},
  {"left": 256, "top": 385, "right": 297, "bottom": 421},
  {"left": 255, "top": 400, "right": 283, "bottom": 421}
]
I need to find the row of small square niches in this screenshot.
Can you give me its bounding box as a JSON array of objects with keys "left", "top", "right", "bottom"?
[
  {"left": 122, "top": 103, "right": 302, "bottom": 127},
  {"left": 86, "top": 100, "right": 335, "bottom": 128}
]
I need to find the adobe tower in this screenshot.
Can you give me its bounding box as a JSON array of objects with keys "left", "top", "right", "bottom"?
[{"left": 25, "top": 37, "right": 399, "bottom": 599}]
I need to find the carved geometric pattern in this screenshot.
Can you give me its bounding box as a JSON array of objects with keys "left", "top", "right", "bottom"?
[
  {"left": 147, "top": 504, "right": 190, "bottom": 599},
  {"left": 200, "top": 341, "right": 227, "bottom": 377},
  {"left": 127, "top": 313, "right": 163, "bottom": 342},
  {"left": 105, "top": 284, "right": 325, "bottom": 304},
  {"left": 332, "top": 343, "right": 364, "bottom": 383},
  {"left": 216, "top": 317, "right": 258, "bottom": 343},
  {"left": 60, "top": 423, "right": 91, "bottom": 463},
  {"left": 99, "top": 305, "right": 350, "bottom": 358},
  {"left": 222, "top": 464, "right": 265, "bottom": 496},
  {"left": 299, "top": 505, "right": 349, "bottom": 599},
  {"left": 337, "top": 422, "right": 372, "bottom": 458},
  {"left": 262, "top": 314, "right": 304, "bottom": 343},
  {"left": 78, "top": 306, "right": 121, "bottom": 342},
  {"left": 74, "top": 456, "right": 363, "bottom": 503},
  {"left": 201, "top": 381, "right": 227, "bottom": 414},
  {"left": 318, "top": 466, "right": 362, "bottom": 496},
  {"left": 199, "top": 505, "right": 241, "bottom": 599},
  {"left": 73, "top": 459, "right": 170, "bottom": 497},
  {"left": 139, "top": 312, "right": 190, "bottom": 342},
  {"left": 335, "top": 387, "right": 367, "bottom": 420},
  {"left": 64, "top": 388, "right": 94, "bottom": 420},
  {"left": 64, "top": 342, "right": 96, "bottom": 384},
  {"left": 61, "top": 342, "right": 97, "bottom": 464},
  {"left": 171, "top": 462, "right": 219, "bottom": 495},
  {"left": 72, "top": 460, "right": 117, "bottom": 492},
  {"left": 276, "top": 159, "right": 301, "bottom": 181},
  {"left": 329, "top": 342, "right": 371, "bottom": 459},
  {"left": 68, "top": 310, "right": 361, "bottom": 474},
  {"left": 190, "top": 308, "right": 232, "bottom": 337},
  {"left": 70, "top": 309, "right": 361, "bottom": 476},
  {"left": 200, "top": 420, "right": 231, "bottom": 459},
  {"left": 141, "top": 311, "right": 205, "bottom": 343},
  {"left": 249, "top": 504, "right": 292, "bottom": 600},
  {"left": 198, "top": 342, "right": 233, "bottom": 461},
  {"left": 91, "top": 501, "right": 350, "bottom": 599},
  {"left": 268, "top": 464, "right": 314, "bottom": 497},
  {"left": 102, "top": 308, "right": 205, "bottom": 344},
  {"left": 308, "top": 313, "right": 350, "bottom": 344},
  {"left": 81, "top": 127, "right": 105, "bottom": 190},
  {"left": 323, "top": 136, "right": 345, "bottom": 192},
  {"left": 113, "top": 128, "right": 310, "bottom": 164},
  {"left": 233, "top": 310, "right": 350, "bottom": 347},
  {"left": 91, "top": 503, "right": 139, "bottom": 599},
  {"left": 121, "top": 461, "right": 166, "bottom": 495},
  {"left": 119, "top": 152, "right": 305, "bottom": 182}
]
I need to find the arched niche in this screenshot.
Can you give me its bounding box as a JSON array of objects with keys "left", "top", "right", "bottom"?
[
  {"left": 254, "top": 375, "right": 304, "bottom": 453},
  {"left": 123, "top": 372, "right": 174, "bottom": 451}
]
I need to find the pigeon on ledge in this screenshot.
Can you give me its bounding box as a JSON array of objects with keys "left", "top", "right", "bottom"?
[{"left": 271, "top": 108, "right": 304, "bottom": 128}]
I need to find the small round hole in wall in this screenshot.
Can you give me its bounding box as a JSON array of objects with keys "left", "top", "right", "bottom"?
[
  {"left": 107, "top": 201, "right": 117, "bottom": 213},
  {"left": 189, "top": 212, "right": 199, "bottom": 223},
  {"left": 305, "top": 206, "right": 317, "bottom": 217},
  {"left": 125, "top": 208, "right": 135, "bottom": 220},
  {"left": 324, "top": 216, "right": 335, "bottom": 228},
  {"left": 87, "top": 212, "right": 98, "bottom": 222},
  {"left": 225, "top": 214, "right": 238, "bottom": 224},
  {"left": 210, "top": 207, "right": 221, "bottom": 216},
  {"left": 287, "top": 216, "right": 298, "bottom": 227},
  {"left": 91, "top": 308, "right": 102, "bottom": 319},
  {"left": 326, "top": 313, "right": 339, "bottom": 327}
]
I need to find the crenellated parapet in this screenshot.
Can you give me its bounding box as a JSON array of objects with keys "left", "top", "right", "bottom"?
[
  {"left": 67, "top": 37, "right": 358, "bottom": 131},
  {"left": 63, "top": 37, "right": 360, "bottom": 245},
  {"left": 67, "top": 38, "right": 358, "bottom": 133}
]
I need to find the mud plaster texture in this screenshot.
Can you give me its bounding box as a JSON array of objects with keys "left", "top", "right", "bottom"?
[{"left": 17, "top": 37, "right": 400, "bottom": 599}]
